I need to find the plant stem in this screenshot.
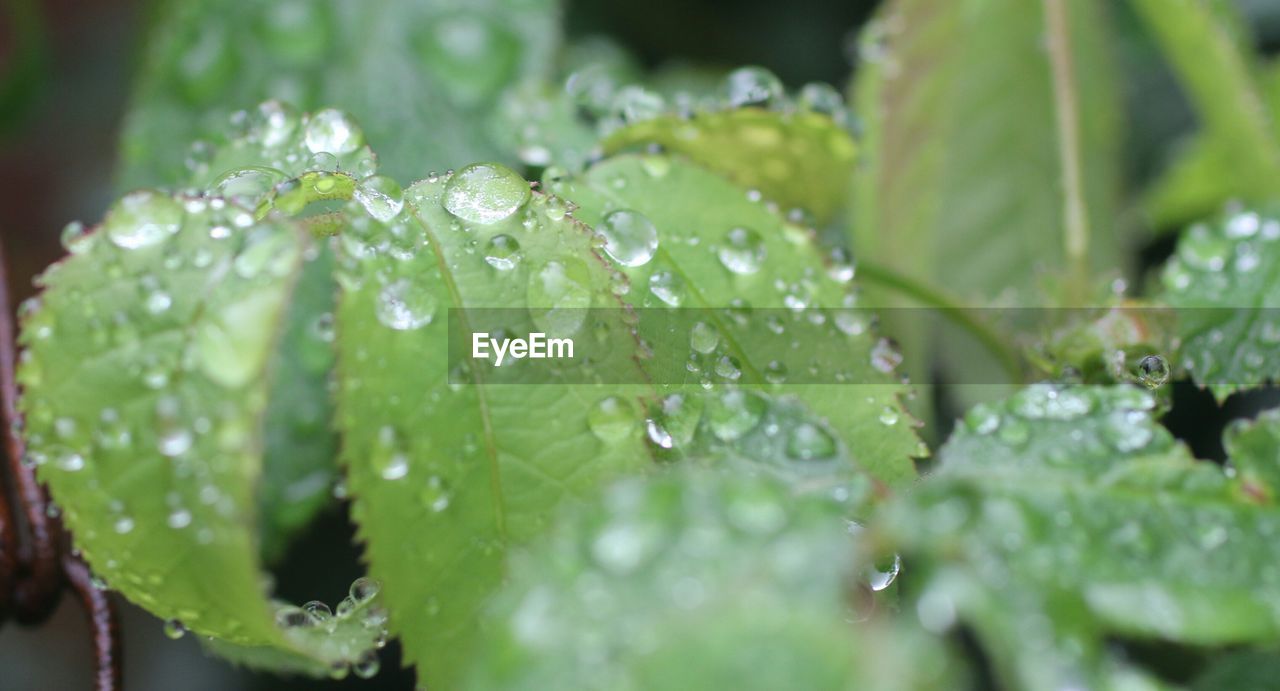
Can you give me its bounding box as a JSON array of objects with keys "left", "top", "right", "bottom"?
[
  {"left": 1043, "top": 0, "right": 1091, "bottom": 305},
  {"left": 856, "top": 260, "right": 1024, "bottom": 383}
]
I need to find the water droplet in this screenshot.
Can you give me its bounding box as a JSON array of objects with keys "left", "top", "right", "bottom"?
[
  {"left": 275, "top": 605, "right": 312, "bottom": 628},
  {"left": 214, "top": 166, "right": 285, "bottom": 202},
  {"left": 786, "top": 422, "right": 836, "bottom": 460},
  {"left": 964, "top": 404, "right": 1000, "bottom": 435},
  {"left": 163, "top": 619, "right": 186, "bottom": 640},
  {"left": 375, "top": 279, "right": 437, "bottom": 331},
  {"left": 353, "top": 175, "right": 404, "bottom": 222},
  {"left": 114, "top": 516, "right": 135, "bottom": 534},
  {"left": 304, "top": 108, "right": 364, "bottom": 154},
  {"left": 145, "top": 291, "right": 173, "bottom": 315},
  {"left": 689, "top": 321, "right": 719, "bottom": 354},
  {"left": 869, "top": 338, "right": 902, "bottom": 373},
  {"left": 251, "top": 100, "right": 300, "bottom": 147},
  {"left": 879, "top": 405, "right": 900, "bottom": 426},
  {"left": 1135, "top": 354, "right": 1170, "bottom": 389},
  {"left": 645, "top": 394, "right": 704, "bottom": 449},
  {"left": 104, "top": 191, "right": 183, "bottom": 250},
  {"left": 764, "top": 360, "right": 788, "bottom": 384},
  {"left": 599, "top": 209, "right": 659, "bottom": 267},
  {"left": 588, "top": 396, "right": 637, "bottom": 444},
  {"left": 611, "top": 85, "right": 666, "bottom": 123},
  {"left": 706, "top": 389, "right": 765, "bottom": 441},
  {"left": 303, "top": 600, "right": 333, "bottom": 624},
  {"left": 797, "top": 82, "right": 847, "bottom": 120},
  {"left": 352, "top": 650, "right": 381, "bottom": 679},
  {"left": 717, "top": 226, "right": 765, "bottom": 274},
  {"left": 526, "top": 259, "right": 591, "bottom": 336},
  {"left": 723, "top": 66, "right": 784, "bottom": 108},
  {"left": 60, "top": 221, "right": 93, "bottom": 254},
  {"left": 167, "top": 508, "right": 192, "bottom": 529},
  {"left": 867, "top": 554, "right": 902, "bottom": 591},
  {"left": 648, "top": 270, "right": 685, "bottom": 307},
  {"left": 420, "top": 476, "right": 451, "bottom": 513},
  {"left": 350, "top": 577, "right": 381, "bottom": 603},
  {"left": 591, "top": 519, "right": 661, "bottom": 574},
  {"left": 1178, "top": 224, "right": 1230, "bottom": 271},
  {"left": 483, "top": 234, "right": 522, "bottom": 270},
  {"left": 443, "top": 163, "right": 530, "bottom": 224}
]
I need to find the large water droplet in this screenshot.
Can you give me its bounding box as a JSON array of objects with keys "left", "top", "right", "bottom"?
[
  {"left": 599, "top": 209, "right": 659, "bottom": 267},
  {"left": 104, "top": 191, "right": 183, "bottom": 250},
  {"left": 526, "top": 259, "right": 591, "bottom": 336},
  {"left": 588, "top": 396, "right": 637, "bottom": 444},
  {"left": 717, "top": 227, "right": 765, "bottom": 274},
  {"left": 353, "top": 175, "right": 404, "bottom": 222},
  {"left": 689, "top": 321, "right": 719, "bottom": 355},
  {"left": 443, "top": 163, "right": 530, "bottom": 224},
  {"left": 375, "top": 279, "right": 437, "bottom": 331},
  {"left": 304, "top": 108, "right": 364, "bottom": 155},
  {"left": 1135, "top": 354, "right": 1170, "bottom": 389},
  {"left": 706, "top": 389, "right": 765, "bottom": 441}
]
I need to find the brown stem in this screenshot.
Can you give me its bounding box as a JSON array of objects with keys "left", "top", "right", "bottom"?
[{"left": 62, "top": 553, "right": 122, "bottom": 691}]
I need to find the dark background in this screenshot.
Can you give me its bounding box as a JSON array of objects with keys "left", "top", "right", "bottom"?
[{"left": 1, "top": 0, "right": 1278, "bottom": 688}]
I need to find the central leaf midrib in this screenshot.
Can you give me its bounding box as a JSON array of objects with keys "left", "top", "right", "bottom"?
[{"left": 411, "top": 205, "right": 508, "bottom": 539}]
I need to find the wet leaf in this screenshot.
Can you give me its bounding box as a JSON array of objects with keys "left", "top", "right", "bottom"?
[
  {"left": 465, "top": 469, "right": 960, "bottom": 690},
  {"left": 118, "top": 0, "right": 558, "bottom": 188},
  {"left": 1192, "top": 650, "right": 1280, "bottom": 691},
  {"left": 334, "top": 163, "right": 653, "bottom": 686},
  {"left": 18, "top": 191, "right": 385, "bottom": 675},
  {"left": 1159, "top": 206, "right": 1280, "bottom": 400},
  {"left": 552, "top": 154, "right": 920, "bottom": 486},
  {"left": 880, "top": 384, "right": 1280, "bottom": 689}
]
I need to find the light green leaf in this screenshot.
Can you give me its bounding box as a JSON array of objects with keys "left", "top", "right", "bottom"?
[
  {"left": 1131, "top": 0, "right": 1280, "bottom": 220},
  {"left": 550, "top": 154, "right": 921, "bottom": 486},
  {"left": 852, "top": 0, "right": 1122, "bottom": 304},
  {"left": 18, "top": 191, "right": 385, "bottom": 675},
  {"left": 1159, "top": 206, "right": 1280, "bottom": 400},
  {"left": 118, "top": 0, "right": 559, "bottom": 188},
  {"left": 1225, "top": 407, "right": 1280, "bottom": 503},
  {"left": 880, "top": 384, "right": 1280, "bottom": 689},
  {"left": 601, "top": 105, "right": 857, "bottom": 225},
  {"left": 464, "top": 469, "right": 959, "bottom": 690},
  {"left": 334, "top": 163, "right": 653, "bottom": 686}
]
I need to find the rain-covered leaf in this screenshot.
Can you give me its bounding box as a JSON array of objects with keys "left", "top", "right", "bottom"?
[
  {"left": 18, "top": 191, "right": 385, "bottom": 675},
  {"left": 464, "top": 468, "right": 960, "bottom": 690},
  {"left": 600, "top": 69, "right": 857, "bottom": 224},
  {"left": 550, "top": 154, "right": 921, "bottom": 486},
  {"left": 1225, "top": 407, "right": 1280, "bottom": 503},
  {"left": 878, "top": 384, "right": 1280, "bottom": 689},
  {"left": 1132, "top": 0, "right": 1280, "bottom": 226},
  {"left": 118, "top": 0, "right": 558, "bottom": 188},
  {"left": 334, "top": 163, "right": 653, "bottom": 686},
  {"left": 1159, "top": 206, "right": 1280, "bottom": 400}
]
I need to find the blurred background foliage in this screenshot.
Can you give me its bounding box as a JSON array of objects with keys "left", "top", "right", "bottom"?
[{"left": 2, "top": 0, "right": 1280, "bottom": 687}]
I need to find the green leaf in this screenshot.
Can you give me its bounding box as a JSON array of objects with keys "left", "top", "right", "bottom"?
[
  {"left": 879, "top": 384, "right": 1280, "bottom": 689},
  {"left": 18, "top": 190, "right": 385, "bottom": 675},
  {"left": 334, "top": 163, "right": 653, "bottom": 686},
  {"left": 464, "top": 469, "right": 959, "bottom": 690},
  {"left": 601, "top": 104, "right": 857, "bottom": 225},
  {"left": 1131, "top": 0, "right": 1280, "bottom": 216},
  {"left": 1159, "top": 206, "right": 1280, "bottom": 400},
  {"left": 118, "top": 0, "right": 559, "bottom": 188},
  {"left": 851, "top": 0, "right": 1122, "bottom": 304},
  {"left": 550, "top": 154, "right": 921, "bottom": 486},
  {"left": 1225, "top": 408, "right": 1280, "bottom": 503}
]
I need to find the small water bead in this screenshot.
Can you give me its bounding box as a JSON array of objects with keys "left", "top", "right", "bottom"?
[
  {"left": 689, "top": 321, "right": 719, "bottom": 355},
  {"left": 354, "top": 175, "right": 404, "bottom": 222},
  {"left": 163, "top": 619, "right": 187, "bottom": 640},
  {"left": 964, "top": 404, "right": 1001, "bottom": 435},
  {"left": 145, "top": 291, "right": 173, "bottom": 315},
  {"left": 303, "top": 600, "right": 333, "bottom": 625},
  {"left": 443, "top": 163, "right": 531, "bottom": 224},
  {"left": 350, "top": 577, "right": 381, "bottom": 603},
  {"left": 1178, "top": 224, "right": 1230, "bottom": 271},
  {"left": 1226, "top": 211, "right": 1261, "bottom": 238},
  {"left": 879, "top": 406, "right": 900, "bottom": 426},
  {"left": 352, "top": 650, "right": 381, "bottom": 679},
  {"left": 588, "top": 396, "right": 637, "bottom": 444},
  {"left": 867, "top": 554, "right": 902, "bottom": 591},
  {"left": 276, "top": 605, "right": 312, "bottom": 628},
  {"left": 786, "top": 422, "right": 837, "bottom": 460},
  {"left": 167, "top": 508, "right": 192, "bottom": 530},
  {"left": 827, "top": 246, "right": 855, "bottom": 283},
  {"left": 60, "top": 221, "right": 93, "bottom": 255},
  {"left": 611, "top": 85, "right": 666, "bottom": 123},
  {"left": 483, "top": 234, "right": 522, "bottom": 271},
  {"left": 764, "top": 360, "right": 788, "bottom": 384},
  {"left": 251, "top": 100, "right": 300, "bottom": 147},
  {"left": 1135, "top": 355, "right": 1170, "bottom": 389},
  {"left": 647, "top": 270, "right": 685, "bottom": 307},
  {"left": 797, "top": 82, "right": 847, "bottom": 121},
  {"left": 723, "top": 66, "right": 785, "bottom": 108},
  {"left": 304, "top": 108, "right": 363, "bottom": 155},
  {"left": 214, "top": 166, "right": 285, "bottom": 201},
  {"left": 1103, "top": 409, "right": 1153, "bottom": 452},
  {"left": 706, "top": 390, "right": 766, "bottom": 441},
  {"left": 645, "top": 394, "right": 704, "bottom": 450},
  {"left": 104, "top": 190, "right": 183, "bottom": 250},
  {"left": 375, "top": 279, "right": 437, "bottom": 331},
  {"left": 717, "top": 227, "right": 766, "bottom": 274},
  {"left": 869, "top": 338, "right": 903, "bottom": 373},
  {"left": 599, "top": 209, "right": 659, "bottom": 267},
  {"left": 420, "top": 476, "right": 451, "bottom": 513}
]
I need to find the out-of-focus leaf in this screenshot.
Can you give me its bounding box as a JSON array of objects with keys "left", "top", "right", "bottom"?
[
  {"left": 1225, "top": 407, "right": 1280, "bottom": 503},
  {"left": 118, "top": 0, "right": 559, "bottom": 188},
  {"left": 334, "top": 163, "right": 652, "bottom": 686},
  {"left": 0, "top": 0, "right": 46, "bottom": 135},
  {"left": 1133, "top": 0, "right": 1280, "bottom": 225},
  {"left": 1159, "top": 206, "right": 1280, "bottom": 400},
  {"left": 880, "top": 384, "right": 1280, "bottom": 689},
  {"left": 1192, "top": 650, "right": 1280, "bottom": 691},
  {"left": 465, "top": 469, "right": 961, "bottom": 690},
  {"left": 552, "top": 154, "right": 921, "bottom": 486},
  {"left": 18, "top": 191, "right": 385, "bottom": 675}
]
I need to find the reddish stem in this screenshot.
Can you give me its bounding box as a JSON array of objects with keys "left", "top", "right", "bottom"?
[{"left": 63, "top": 553, "right": 122, "bottom": 691}]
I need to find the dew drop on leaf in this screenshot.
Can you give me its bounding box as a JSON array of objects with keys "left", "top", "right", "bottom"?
[
  {"left": 526, "top": 259, "right": 591, "bottom": 336},
  {"left": 104, "top": 190, "right": 183, "bottom": 250},
  {"left": 375, "top": 279, "right": 437, "bottom": 331},
  {"left": 706, "top": 389, "right": 765, "bottom": 441},
  {"left": 716, "top": 226, "right": 766, "bottom": 274},
  {"left": 723, "top": 66, "right": 784, "bottom": 108},
  {"left": 647, "top": 270, "right": 685, "bottom": 307},
  {"left": 599, "top": 209, "right": 659, "bottom": 267},
  {"left": 483, "top": 234, "right": 522, "bottom": 270},
  {"left": 353, "top": 175, "right": 405, "bottom": 222},
  {"left": 1135, "top": 354, "right": 1170, "bottom": 389},
  {"left": 785, "top": 422, "right": 836, "bottom": 460},
  {"left": 163, "top": 619, "right": 187, "bottom": 640},
  {"left": 442, "top": 163, "right": 530, "bottom": 224},
  {"left": 304, "top": 108, "right": 364, "bottom": 155},
  {"left": 588, "top": 395, "right": 637, "bottom": 444}
]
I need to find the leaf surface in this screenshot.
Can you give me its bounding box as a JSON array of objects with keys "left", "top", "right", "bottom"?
[
  {"left": 551, "top": 154, "right": 921, "bottom": 486},
  {"left": 19, "top": 191, "right": 384, "bottom": 675},
  {"left": 334, "top": 163, "right": 653, "bottom": 686}
]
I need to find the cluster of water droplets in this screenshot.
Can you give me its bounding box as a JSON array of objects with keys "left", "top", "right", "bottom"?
[
  {"left": 958, "top": 384, "right": 1162, "bottom": 458},
  {"left": 268, "top": 577, "right": 388, "bottom": 679}
]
